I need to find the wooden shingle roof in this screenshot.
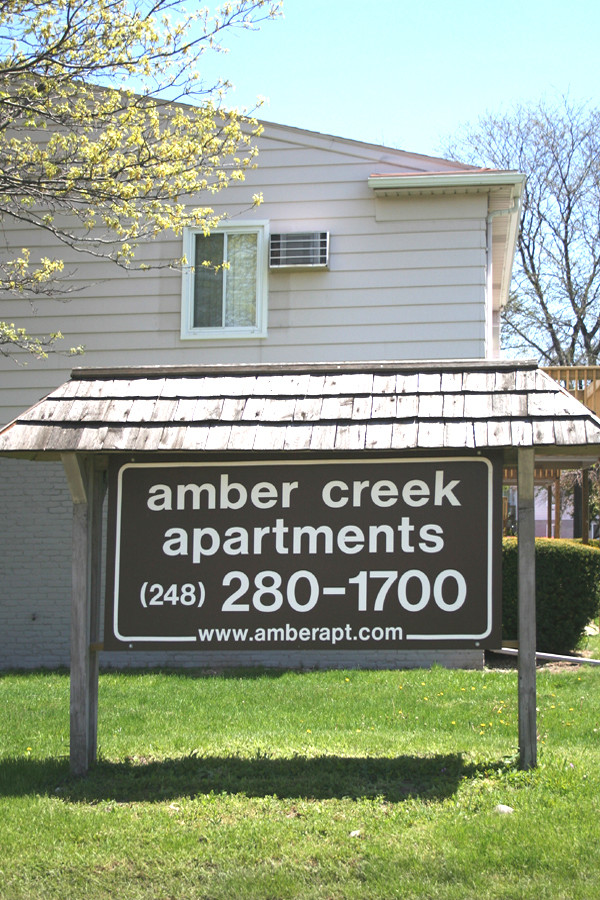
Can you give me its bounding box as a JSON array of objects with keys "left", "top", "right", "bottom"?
[{"left": 2, "top": 359, "right": 600, "bottom": 464}]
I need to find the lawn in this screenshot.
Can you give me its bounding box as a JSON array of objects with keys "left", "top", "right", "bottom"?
[{"left": 1, "top": 651, "right": 600, "bottom": 900}]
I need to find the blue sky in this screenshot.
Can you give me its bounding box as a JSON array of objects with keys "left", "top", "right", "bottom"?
[{"left": 199, "top": 0, "right": 600, "bottom": 161}]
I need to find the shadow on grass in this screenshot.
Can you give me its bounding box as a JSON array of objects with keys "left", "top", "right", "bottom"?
[
  {"left": 99, "top": 667, "right": 297, "bottom": 680},
  {"left": 0, "top": 752, "right": 512, "bottom": 804}
]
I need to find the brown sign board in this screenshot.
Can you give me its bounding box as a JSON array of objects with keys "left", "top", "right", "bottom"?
[{"left": 104, "top": 456, "right": 502, "bottom": 651}]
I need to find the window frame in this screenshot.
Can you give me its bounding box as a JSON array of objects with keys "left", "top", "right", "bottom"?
[{"left": 180, "top": 220, "right": 269, "bottom": 340}]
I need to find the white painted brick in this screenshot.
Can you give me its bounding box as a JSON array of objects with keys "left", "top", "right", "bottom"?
[{"left": 0, "top": 459, "right": 72, "bottom": 668}]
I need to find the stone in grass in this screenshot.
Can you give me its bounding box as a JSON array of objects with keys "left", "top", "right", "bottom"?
[{"left": 494, "top": 804, "right": 514, "bottom": 815}]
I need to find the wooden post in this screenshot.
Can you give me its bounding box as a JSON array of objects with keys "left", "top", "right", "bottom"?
[
  {"left": 88, "top": 462, "right": 107, "bottom": 767},
  {"left": 518, "top": 446, "right": 537, "bottom": 769},
  {"left": 554, "top": 476, "right": 561, "bottom": 538},
  {"left": 62, "top": 454, "right": 106, "bottom": 776},
  {"left": 582, "top": 469, "right": 589, "bottom": 545},
  {"left": 63, "top": 453, "right": 90, "bottom": 776},
  {"left": 547, "top": 485, "right": 552, "bottom": 537}
]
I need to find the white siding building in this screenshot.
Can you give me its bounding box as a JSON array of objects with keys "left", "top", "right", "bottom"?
[{"left": 0, "top": 121, "right": 524, "bottom": 669}]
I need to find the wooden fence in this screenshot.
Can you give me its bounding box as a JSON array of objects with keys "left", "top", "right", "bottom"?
[{"left": 543, "top": 366, "right": 600, "bottom": 417}]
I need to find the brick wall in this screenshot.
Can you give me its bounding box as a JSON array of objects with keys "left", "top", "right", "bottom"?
[{"left": 0, "top": 458, "right": 72, "bottom": 668}]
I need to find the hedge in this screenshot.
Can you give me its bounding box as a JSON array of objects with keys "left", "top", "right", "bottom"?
[{"left": 502, "top": 537, "right": 600, "bottom": 654}]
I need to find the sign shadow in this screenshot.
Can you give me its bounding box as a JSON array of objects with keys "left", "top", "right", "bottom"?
[{"left": 0, "top": 753, "right": 505, "bottom": 804}]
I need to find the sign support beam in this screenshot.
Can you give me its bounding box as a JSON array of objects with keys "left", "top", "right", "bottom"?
[
  {"left": 62, "top": 454, "right": 106, "bottom": 776},
  {"left": 517, "top": 446, "right": 537, "bottom": 769},
  {"left": 88, "top": 460, "right": 107, "bottom": 768}
]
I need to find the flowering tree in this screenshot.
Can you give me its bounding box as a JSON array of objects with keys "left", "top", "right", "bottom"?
[{"left": 0, "top": 0, "right": 281, "bottom": 358}]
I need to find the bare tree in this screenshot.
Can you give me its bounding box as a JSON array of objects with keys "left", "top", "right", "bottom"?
[{"left": 444, "top": 98, "right": 600, "bottom": 364}]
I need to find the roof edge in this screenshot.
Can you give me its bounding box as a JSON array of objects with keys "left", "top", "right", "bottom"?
[
  {"left": 368, "top": 171, "right": 525, "bottom": 193},
  {"left": 253, "top": 117, "right": 479, "bottom": 166},
  {"left": 71, "top": 358, "right": 539, "bottom": 380}
]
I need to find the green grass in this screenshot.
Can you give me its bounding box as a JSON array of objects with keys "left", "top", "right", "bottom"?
[{"left": 1, "top": 661, "right": 600, "bottom": 899}]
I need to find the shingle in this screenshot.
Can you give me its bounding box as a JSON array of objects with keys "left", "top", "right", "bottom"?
[{"left": 2, "top": 360, "right": 600, "bottom": 459}]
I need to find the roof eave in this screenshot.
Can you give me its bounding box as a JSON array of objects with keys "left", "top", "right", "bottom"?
[{"left": 367, "top": 171, "right": 526, "bottom": 195}]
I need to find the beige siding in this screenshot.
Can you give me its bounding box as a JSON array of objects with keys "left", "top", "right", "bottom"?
[{"left": 0, "top": 123, "right": 488, "bottom": 427}]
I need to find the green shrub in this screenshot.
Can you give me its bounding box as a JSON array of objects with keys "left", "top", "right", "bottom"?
[
  {"left": 502, "top": 537, "right": 600, "bottom": 654},
  {"left": 570, "top": 537, "right": 600, "bottom": 550}
]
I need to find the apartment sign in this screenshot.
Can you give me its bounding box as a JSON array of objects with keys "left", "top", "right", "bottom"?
[{"left": 104, "top": 457, "right": 501, "bottom": 651}]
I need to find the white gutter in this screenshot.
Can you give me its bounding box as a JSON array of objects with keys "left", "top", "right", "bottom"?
[{"left": 486, "top": 196, "right": 523, "bottom": 353}]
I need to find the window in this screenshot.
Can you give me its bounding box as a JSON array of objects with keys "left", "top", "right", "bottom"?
[{"left": 181, "top": 221, "right": 268, "bottom": 339}]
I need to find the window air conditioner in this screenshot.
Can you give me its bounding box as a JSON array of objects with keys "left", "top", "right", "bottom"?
[{"left": 269, "top": 232, "right": 329, "bottom": 269}]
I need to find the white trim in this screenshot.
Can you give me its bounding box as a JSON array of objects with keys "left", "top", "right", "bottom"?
[
  {"left": 180, "top": 220, "right": 269, "bottom": 340},
  {"left": 368, "top": 171, "right": 525, "bottom": 194}
]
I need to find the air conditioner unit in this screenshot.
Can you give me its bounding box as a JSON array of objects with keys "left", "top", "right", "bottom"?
[{"left": 269, "top": 232, "right": 329, "bottom": 269}]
